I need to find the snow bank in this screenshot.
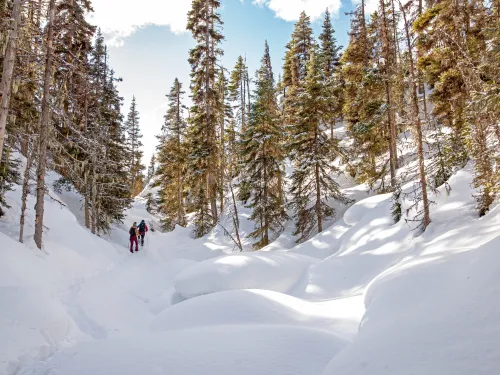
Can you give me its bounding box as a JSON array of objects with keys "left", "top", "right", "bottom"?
[
  {"left": 21, "top": 325, "right": 346, "bottom": 375},
  {"left": 322, "top": 207, "right": 500, "bottom": 375},
  {"left": 174, "top": 252, "right": 318, "bottom": 299},
  {"left": 151, "top": 289, "right": 351, "bottom": 333},
  {"left": 0, "top": 286, "right": 81, "bottom": 375},
  {"left": 343, "top": 193, "right": 391, "bottom": 227}
]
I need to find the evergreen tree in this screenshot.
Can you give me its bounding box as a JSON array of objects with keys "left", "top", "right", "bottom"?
[
  {"left": 242, "top": 42, "right": 287, "bottom": 249},
  {"left": 289, "top": 49, "right": 352, "bottom": 243},
  {"left": 125, "top": 97, "right": 144, "bottom": 197},
  {"left": 146, "top": 154, "right": 156, "bottom": 182},
  {"left": 283, "top": 11, "right": 314, "bottom": 155},
  {"left": 156, "top": 78, "right": 187, "bottom": 230},
  {"left": 186, "top": 0, "right": 224, "bottom": 237},
  {"left": 229, "top": 56, "right": 250, "bottom": 134},
  {"left": 342, "top": 9, "right": 389, "bottom": 191},
  {"left": 318, "top": 8, "right": 344, "bottom": 145}
]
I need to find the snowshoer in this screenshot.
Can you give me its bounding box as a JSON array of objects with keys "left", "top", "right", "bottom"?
[
  {"left": 138, "top": 220, "right": 148, "bottom": 246},
  {"left": 129, "top": 222, "right": 139, "bottom": 253}
]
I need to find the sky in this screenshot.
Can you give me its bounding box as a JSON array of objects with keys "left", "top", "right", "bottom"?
[{"left": 88, "top": 0, "right": 373, "bottom": 165}]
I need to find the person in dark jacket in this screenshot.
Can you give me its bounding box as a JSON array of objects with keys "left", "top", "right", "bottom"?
[
  {"left": 138, "top": 220, "right": 148, "bottom": 246},
  {"left": 129, "top": 222, "right": 139, "bottom": 253}
]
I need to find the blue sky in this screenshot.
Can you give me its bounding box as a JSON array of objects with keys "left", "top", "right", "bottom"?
[{"left": 90, "top": 0, "right": 363, "bottom": 164}]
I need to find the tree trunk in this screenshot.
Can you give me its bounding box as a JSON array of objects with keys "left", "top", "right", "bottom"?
[
  {"left": 229, "top": 179, "right": 243, "bottom": 251},
  {"left": 401, "top": 1, "right": 430, "bottom": 229},
  {"left": 263, "top": 141, "right": 269, "bottom": 247},
  {"left": 315, "top": 162, "right": 323, "bottom": 233},
  {"left": 380, "top": 0, "right": 398, "bottom": 188},
  {"left": 19, "top": 140, "right": 34, "bottom": 243},
  {"left": 84, "top": 192, "right": 90, "bottom": 228},
  {"left": 34, "top": 0, "right": 56, "bottom": 250},
  {"left": 0, "top": 0, "right": 23, "bottom": 162}
]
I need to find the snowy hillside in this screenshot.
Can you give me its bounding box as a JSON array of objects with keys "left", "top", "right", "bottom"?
[{"left": 1, "top": 163, "right": 500, "bottom": 375}]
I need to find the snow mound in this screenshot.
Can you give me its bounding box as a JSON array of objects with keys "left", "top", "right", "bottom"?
[
  {"left": 22, "top": 325, "right": 346, "bottom": 375},
  {"left": 174, "top": 252, "right": 318, "bottom": 299},
  {"left": 0, "top": 286, "right": 81, "bottom": 375},
  {"left": 343, "top": 193, "right": 391, "bottom": 227},
  {"left": 321, "top": 207, "right": 500, "bottom": 375},
  {"left": 150, "top": 289, "right": 347, "bottom": 332}
]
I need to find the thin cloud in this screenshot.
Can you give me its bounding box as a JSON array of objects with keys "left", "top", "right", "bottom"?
[
  {"left": 252, "top": 0, "right": 342, "bottom": 21},
  {"left": 89, "top": 0, "right": 191, "bottom": 46}
]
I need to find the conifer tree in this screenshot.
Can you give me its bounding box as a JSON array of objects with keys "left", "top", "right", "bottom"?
[
  {"left": 229, "top": 56, "right": 250, "bottom": 134},
  {"left": 156, "top": 78, "right": 187, "bottom": 230},
  {"left": 146, "top": 154, "right": 156, "bottom": 182},
  {"left": 283, "top": 11, "right": 314, "bottom": 153},
  {"left": 125, "top": 97, "right": 144, "bottom": 197},
  {"left": 34, "top": 0, "right": 57, "bottom": 249},
  {"left": 342, "top": 8, "right": 391, "bottom": 191},
  {"left": 242, "top": 42, "right": 287, "bottom": 249},
  {"left": 186, "top": 0, "right": 224, "bottom": 236},
  {"left": 318, "top": 8, "right": 343, "bottom": 142},
  {"left": 289, "top": 49, "right": 352, "bottom": 242}
]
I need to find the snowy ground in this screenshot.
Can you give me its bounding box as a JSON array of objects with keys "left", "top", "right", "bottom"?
[{"left": 1, "top": 162, "right": 500, "bottom": 375}]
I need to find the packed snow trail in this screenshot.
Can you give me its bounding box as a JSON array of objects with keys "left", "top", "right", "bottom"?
[{"left": 2, "top": 166, "right": 500, "bottom": 375}]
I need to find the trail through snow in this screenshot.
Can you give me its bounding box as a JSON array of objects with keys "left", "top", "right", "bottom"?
[{"left": 1, "top": 165, "right": 500, "bottom": 375}]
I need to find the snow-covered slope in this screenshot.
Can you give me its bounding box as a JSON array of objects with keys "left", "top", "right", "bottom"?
[{"left": 1, "top": 162, "right": 500, "bottom": 375}]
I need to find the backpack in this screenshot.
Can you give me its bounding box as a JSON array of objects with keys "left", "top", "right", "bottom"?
[
  {"left": 129, "top": 227, "right": 136, "bottom": 236},
  {"left": 138, "top": 222, "right": 146, "bottom": 232}
]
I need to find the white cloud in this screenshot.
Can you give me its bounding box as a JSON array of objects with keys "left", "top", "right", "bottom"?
[
  {"left": 89, "top": 0, "right": 191, "bottom": 45},
  {"left": 351, "top": 0, "right": 378, "bottom": 14},
  {"left": 253, "top": 0, "right": 341, "bottom": 21}
]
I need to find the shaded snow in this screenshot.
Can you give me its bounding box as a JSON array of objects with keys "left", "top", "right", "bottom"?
[{"left": 1, "top": 161, "right": 500, "bottom": 375}]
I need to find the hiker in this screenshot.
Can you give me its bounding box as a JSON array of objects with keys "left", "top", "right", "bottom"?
[
  {"left": 129, "top": 222, "right": 139, "bottom": 253},
  {"left": 138, "top": 220, "right": 148, "bottom": 246}
]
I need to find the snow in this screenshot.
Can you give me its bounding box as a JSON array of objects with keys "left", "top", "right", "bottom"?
[
  {"left": 150, "top": 288, "right": 363, "bottom": 339},
  {"left": 19, "top": 326, "right": 346, "bottom": 375},
  {"left": 1, "top": 160, "right": 500, "bottom": 375},
  {"left": 174, "top": 252, "right": 318, "bottom": 299}
]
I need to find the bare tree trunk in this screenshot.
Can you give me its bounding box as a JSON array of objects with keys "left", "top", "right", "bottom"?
[
  {"left": 229, "top": 179, "right": 242, "bottom": 251},
  {"left": 91, "top": 165, "right": 97, "bottom": 234},
  {"left": 401, "top": 0, "right": 430, "bottom": 229},
  {"left": 380, "top": 0, "right": 398, "bottom": 188},
  {"left": 315, "top": 162, "right": 323, "bottom": 233},
  {"left": 263, "top": 141, "right": 269, "bottom": 247},
  {"left": 19, "top": 140, "right": 34, "bottom": 243},
  {"left": 84, "top": 193, "right": 90, "bottom": 228},
  {"left": 34, "top": 0, "right": 56, "bottom": 249},
  {"left": 0, "top": 0, "right": 23, "bottom": 162}
]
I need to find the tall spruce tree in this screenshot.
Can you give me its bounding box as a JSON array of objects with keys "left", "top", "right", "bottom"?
[
  {"left": 319, "top": 8, "right": 343, "bottom": 142},
  {"left": 156, "top": 78, "right": 187, "bottom": 230},
  {"left": 186, "top": 0, "right": 224, "bottom": 237},
  {"left": 289, "top": 49, "right": 352, "bottom": 243},
  {"left": 242, "top": 42, "right": 287, "bottom": 249},
  {"left": 125, "top": 97, "right": 144, "bottom": 197}
]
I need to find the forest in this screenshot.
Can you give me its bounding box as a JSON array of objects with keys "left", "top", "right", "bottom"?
[{"left": 0, "top": 0, "right": 498, "bottom": 250}]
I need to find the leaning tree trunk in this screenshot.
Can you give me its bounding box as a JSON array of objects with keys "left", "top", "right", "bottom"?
[
  {"left": 34, "top": 0, "right": 56, "bottom": 250},
  {"left": 0, "top": 0, "right": 23, "bottom": 162}
]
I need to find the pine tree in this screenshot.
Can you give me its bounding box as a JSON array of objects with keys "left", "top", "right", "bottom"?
[
  {"left": 415, "top": 0, "right": 498, "bottom": 215},
  {"left": 146, "top": 154, "right": 156, "bottom": 182},
  {"left": 342, "top": 8, "right": 391, "bottom": 191},
  {"left": 289, "top": 49, "right": 352, "bottom": 243},
  {"left": 186, "top": 0, "right": 224, "bottom": 237},
  {"left": 0, "top": 0, "right": 23, "bottom": 162},
  {"left": 318, "top": 8, "right": 343, "bottom": 142},
  {"left": 283, "top": 11, "right": 314, "bottom": 154},
  {"left": 242, "top": 42, "right": 287, "bottom": 249},
  {"left": 125, "top": 97, "right": 144, "bottom": 197},
  {"left": 34, "top": 0, "right": 57, "bottom": 249},
  {"left": 229, "top": 56, "right": 250, "bottom": 134},
  {"left": 156, "top": 78, "right": 187, "bottom": 230}
]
